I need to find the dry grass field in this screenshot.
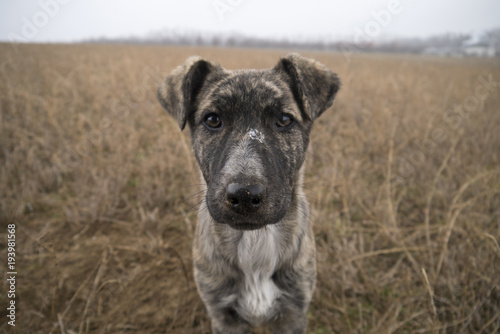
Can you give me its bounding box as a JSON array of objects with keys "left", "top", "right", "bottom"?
[{"left": 1, "top": 43, "right": 500, "bottom": 333}]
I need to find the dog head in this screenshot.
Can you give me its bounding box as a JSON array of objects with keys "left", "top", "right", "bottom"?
[{"left": 158, "top": 54, "right": 340, "bottom": 230}]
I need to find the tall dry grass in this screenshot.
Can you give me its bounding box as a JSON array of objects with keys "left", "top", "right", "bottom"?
[{"left": 0, "top": 43, "right": 499, "bottom": 333}]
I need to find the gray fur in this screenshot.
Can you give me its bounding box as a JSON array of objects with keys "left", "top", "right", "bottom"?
[{"left": 158, "top": 53, "right": 340, "bottom": 333}]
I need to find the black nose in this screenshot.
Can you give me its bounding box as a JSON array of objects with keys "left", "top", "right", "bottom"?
[{"left": 226, "top": 183, "right": 266, "bottom": 214}]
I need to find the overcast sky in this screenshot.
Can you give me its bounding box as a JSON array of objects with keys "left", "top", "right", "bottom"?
[{"left": 1, "top": 0, "right": 499, "bottom": 43}]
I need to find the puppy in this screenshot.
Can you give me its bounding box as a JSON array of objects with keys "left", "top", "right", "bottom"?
[{"left": 158, "top": 53, "right": 340, "bottom": 333}]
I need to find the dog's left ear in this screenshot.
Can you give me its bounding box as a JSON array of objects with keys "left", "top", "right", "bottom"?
[
  {"left": 273, "top": 53, "right": 341, "bottom": 121},
  {"left": 158, "top": 56, "right": 224, "bottom": 130}
]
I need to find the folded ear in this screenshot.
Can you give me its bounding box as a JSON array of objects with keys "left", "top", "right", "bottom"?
[
  {"left": 157, "top": 56, "right": 223, "bottom": 130},
  {"left": 273, "top": 53, "right": 341, "bottom": 121}
]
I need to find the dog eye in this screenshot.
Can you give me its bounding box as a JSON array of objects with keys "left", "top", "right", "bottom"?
[
  {"left": 204, "top": 113, "right": 222, "bottom": 129},
  {"left": 276, "top": 113, "right": 293, "bottom": 129}
]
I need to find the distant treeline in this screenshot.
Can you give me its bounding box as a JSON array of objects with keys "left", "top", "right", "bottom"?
[{"left": 86, "top": 28, "right": 500, "bottom": 55}]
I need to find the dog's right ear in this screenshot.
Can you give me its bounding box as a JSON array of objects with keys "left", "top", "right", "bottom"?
[{"left": 157, "top": 56, "right": 223, "bottom": 130}]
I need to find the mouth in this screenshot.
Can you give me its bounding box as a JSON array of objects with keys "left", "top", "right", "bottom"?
[
  {"left": 207, "top": 203, "right": 286, "bottom": 231},
  {"left": 227, "top": 222, "right": 268, "bottom": 231}
]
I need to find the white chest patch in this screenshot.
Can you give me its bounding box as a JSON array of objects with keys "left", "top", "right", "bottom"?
[
  {"left": 248, "top": 128, "right": 265, "bottom": 143},
  {"left": 237, "top": 228, "right": 280, "bottom": 318}
]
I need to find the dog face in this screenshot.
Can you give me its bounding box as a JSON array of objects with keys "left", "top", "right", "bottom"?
[{"left": 158, "top": 54, "right": 340, "bottom": 230}]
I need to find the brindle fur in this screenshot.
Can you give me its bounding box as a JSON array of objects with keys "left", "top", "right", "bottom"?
[{"left": 158, "top": 54, "right": 340, "bottom": 333}]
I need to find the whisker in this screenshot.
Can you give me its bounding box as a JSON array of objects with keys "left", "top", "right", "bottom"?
[
  {"left": 181, "top": 188, "right": 207, "bottom": 202},
  {"left": 184, "top": 198, "right": 206, "bottom": 216},
  {"left": 296, "top": 192, "right": 317, "bottom": 202}
]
